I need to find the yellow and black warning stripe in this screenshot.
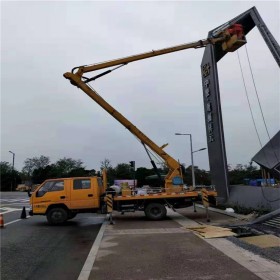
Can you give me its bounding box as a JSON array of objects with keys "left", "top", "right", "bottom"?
[
  {"left": 201, "top": 188, "right": 209, "bottom": 207},
  {"left": 106, "top": 194, "right": 113, "bottom": 213}
]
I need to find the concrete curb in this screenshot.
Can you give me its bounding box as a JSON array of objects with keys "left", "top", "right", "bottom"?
[
  {"left": 168, "top": 209, "right": 280, "bottom": 280},
  {"left": 205, "top": 238, "right": 280, "bottom": 280},
  {"left": 77, "top": 215, "right": 108, "bottom": 280}
]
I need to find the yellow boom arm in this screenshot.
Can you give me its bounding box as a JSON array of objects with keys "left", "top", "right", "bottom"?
[
  {"left": 64, "top": 26, "right": 246, "bottom": 191},
  {"left": 72, "top": 37, "right": 225, "bottom": 77},
  {"left": 64, "top": 72, "right": 183, "bottom": 191}
]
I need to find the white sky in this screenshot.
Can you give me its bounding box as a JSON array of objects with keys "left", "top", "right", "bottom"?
[{"left": 1, "top": 1, "right": 279, "bottom": 171}]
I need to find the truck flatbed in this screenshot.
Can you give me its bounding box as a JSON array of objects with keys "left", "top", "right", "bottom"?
[{"left": 113, "top": 190, "right": 217, "bottom": 201}]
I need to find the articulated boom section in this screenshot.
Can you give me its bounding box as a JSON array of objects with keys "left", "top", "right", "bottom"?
[
  {"left": 64, "top": 72, "right": 184, "bottom": 192},
  {"left": 64, "top": 24, "right": 247, "bottom": 194},
  {"left": 71, "top": 24, "right": 245, "bottom": 79}
]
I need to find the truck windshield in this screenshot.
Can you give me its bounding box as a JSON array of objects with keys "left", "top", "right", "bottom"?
[{"left": 37, "top": 180, "right": 64, "bottom": 197}]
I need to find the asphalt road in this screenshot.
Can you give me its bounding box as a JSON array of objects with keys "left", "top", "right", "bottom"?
[{"left": 0, "top": 192, "right": 104, "bottom": 280}]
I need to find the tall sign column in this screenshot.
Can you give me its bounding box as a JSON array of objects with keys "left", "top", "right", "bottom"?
[
  {"left": 201, "top": 45, "right": 229, "bottom": 202},
  {"left": 200, "top": 7, "right": 280, "bottom": 203}
]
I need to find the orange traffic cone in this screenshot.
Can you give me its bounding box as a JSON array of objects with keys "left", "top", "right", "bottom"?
[{"left": 0, "top": 214, "right": 4, "bottom": 228}]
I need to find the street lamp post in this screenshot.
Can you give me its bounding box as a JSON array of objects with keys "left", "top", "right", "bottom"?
[
  {"left": 175, "top": 133, "right": 206, "bottom": 189},
  {"left": 9, "top": 151, "right": 15, "bottom": 192}
]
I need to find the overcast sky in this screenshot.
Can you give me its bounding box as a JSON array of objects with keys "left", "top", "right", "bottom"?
[{"left": 1, "top": 1, "right": 279, "bottom": 172}]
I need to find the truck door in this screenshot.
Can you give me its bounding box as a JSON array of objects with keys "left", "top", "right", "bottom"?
[
  {"left": 32, "top": 179, "right": 69, "bottom": 214},
  {"left": 70, "top": 178, "right": 98, "bottom": 209}
]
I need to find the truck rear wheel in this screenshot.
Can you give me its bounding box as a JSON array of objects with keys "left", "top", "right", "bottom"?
[
  {"left": 144, "top": 203, "right": 167, "bottom": 220},
  {"left": 47, "top": 207, "right": 68, "bottom": 225}
]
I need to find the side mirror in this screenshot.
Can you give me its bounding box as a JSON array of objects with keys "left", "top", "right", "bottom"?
[{"left": 27, "top": 189, "right": 32, "bottom": 197}]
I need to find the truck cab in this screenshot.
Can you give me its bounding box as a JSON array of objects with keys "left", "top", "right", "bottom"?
[{"left": 29, "top": 176, "right": 106, "bottom": 224}]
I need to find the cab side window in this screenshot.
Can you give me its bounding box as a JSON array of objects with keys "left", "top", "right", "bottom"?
[
  {"left": 73, "top": 179, "right": 91, "bottom": 190},
  {"left": 50, "top": 181, "right": 64, "bottom": 192},
  {"left": 37, "top": 180, "right": 64, "bottom": 197}
]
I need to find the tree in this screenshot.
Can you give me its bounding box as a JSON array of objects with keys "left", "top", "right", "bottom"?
[
  {"left": 100, "top": 158, "right": 116, "bottom": 185},
  {"left": 135, "top": 167, "right": 155, "bottom": 186},
  {"left": 228, "top": 162, "right": 261, "bottom": 185},
  {"left": 114, "top": 163, "right": 133, "bottom": 179},
  {"left": 100, "top": 158, "right": 112, "bottom": 170},
  {"left": 27, "top": 157, "right": 87, "bottom": 184},
  {"left": 68, "top": 168, "right": 95, "bottom": 177},
  {"left": 158, "top": 162, "right": 169, "bottom": 174},
  {"left": 22, "top": 155, "right": 50, "bottom": 177},
  {"left": 194, "top": 168, "right": 211, "bottom": 185},
  {"left": 54, "top": 158, "right": 84, "bottom": 177},
  {"left": 183, "top": 165, "right": 193, "bottom": 185},
  {"left": 32, "top": 164, "right": 58, "bottom": 184},
  {"left": 0, "top": 162, "right": 21, "bottom": 191}
]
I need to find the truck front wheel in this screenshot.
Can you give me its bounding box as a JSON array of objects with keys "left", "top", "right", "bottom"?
[
  {"left": 47, "top": 207, "right": 68, "bottom": 225},
  {"left": 144, "top": 203, "right": 167, "bottom": 220}
]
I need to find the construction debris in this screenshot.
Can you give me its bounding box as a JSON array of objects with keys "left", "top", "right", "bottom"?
[
  {"left": 187, "top": 225, "right": 236, "bottom": 238},
  {"left": 239, "top": 235, "right": 280, "bottom": 248}
]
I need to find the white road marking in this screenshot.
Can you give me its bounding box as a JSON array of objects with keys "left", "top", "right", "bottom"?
[
  {"left": 0, "top": 198, "right": 30, "bottom": 208},
  {"left": 1, "top": 203, "right": 30, "bottom": 207},
  {"left": 0, "top": 207, "right": 25, "bottom": 214},
  {"left": 0, "top": 207, "right": 30, "bottom": 214},
  {"left": 77, "top": 215, "right": 108, "bottom": 280},
  {"left": 0, "top": 199, "right": 29, "bottom": 202},
  {"left": 0, "top": 199, "right": 30, "bottom": 208},
  {"left": 4, "top": 216, "right": 31, "bottom": 226}
]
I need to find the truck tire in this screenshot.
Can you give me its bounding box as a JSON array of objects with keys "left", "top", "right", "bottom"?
[
  {"left": 47, "top": 207, "right": 68, "bottom": 225},
  {"left": 144, "top": 203, "right": 167, "bottom": 220}
]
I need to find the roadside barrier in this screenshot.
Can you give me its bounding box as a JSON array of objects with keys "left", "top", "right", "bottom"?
[
  {"left": 0, "top": 214, "right": 4, "bottom": 228},
  {"left": 105, "top": 194, "right": 114, "bottom": 225},
  {"left": 202, "top": 188, "right": 210, "bottom": 222}
]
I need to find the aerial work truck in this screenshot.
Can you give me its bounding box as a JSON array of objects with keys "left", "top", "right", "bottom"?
[
  {"left": 29, "top": 24, "right": 246, "bottom": 224},
  {"left": 29, "top": 172, "right": 217, "bottom": 224}
]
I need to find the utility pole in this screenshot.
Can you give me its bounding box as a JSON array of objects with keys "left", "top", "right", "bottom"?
[
  {"left": 9, "top": 151, "right": 15, "bottom": 192},
  {"left": 175, "top": 133, "right": 206, "bottom": 189},
  {"left": 175, "top": 133, "right": 195, "bottom": 188}
]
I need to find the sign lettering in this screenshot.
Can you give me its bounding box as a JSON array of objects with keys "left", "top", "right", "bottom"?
[
  {"left": 203, "top": 63, "right": 215, "bottom": 143},
  {"left": 202, "top": 63, "right": 211, "bottom": 78}
]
